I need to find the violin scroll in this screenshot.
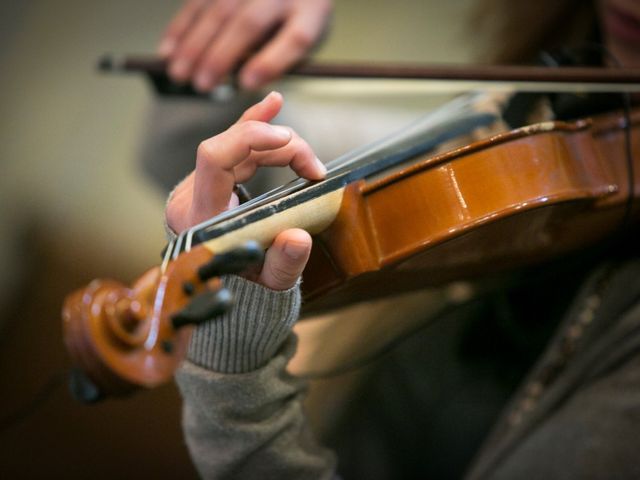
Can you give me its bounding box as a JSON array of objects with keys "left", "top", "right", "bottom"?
[{"left": 62, "top": 242, "right": 264, "bottom": 402}]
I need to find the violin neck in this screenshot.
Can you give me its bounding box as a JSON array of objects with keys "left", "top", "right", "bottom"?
[
  {"left": 165, "top": 93, "right": 502, "bottom": 262},
  {"left": 202, "top": 188, "right": 345, "bottom": 254}
]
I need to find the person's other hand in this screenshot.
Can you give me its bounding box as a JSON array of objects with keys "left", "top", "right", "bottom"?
[
  {"left": 158, "top": 0, "right": 333, "bottom": 92},
  {"left": 165, "top": 91, "right": 326, "bottom": 289}
]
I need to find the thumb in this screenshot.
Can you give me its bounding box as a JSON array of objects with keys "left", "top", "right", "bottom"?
[{"left": 258, "top": 229, "right": 311, "bottom": 290}]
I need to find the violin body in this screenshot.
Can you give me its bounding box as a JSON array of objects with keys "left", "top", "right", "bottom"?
[
  {"left": 62, "top": 105, "right": 640, "bottom": 398},
  {"left": 302, "top": 109, "right": 639, "bottom": 313}
]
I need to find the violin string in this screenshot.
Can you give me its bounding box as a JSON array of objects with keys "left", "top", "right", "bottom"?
[
  {"left": 175, "top": 49, "right": 636, "bottom": 259},
  {"left": 177, "top": 94, "right": 483, "bottom": 254},
  {"left": 191, "top": 113, "right": 497, "bottom": 252},
  {"left": 175, "top": 93, "right": 496, "bottom": 258},
  {"left": 301, "top": 47, "right": 638, "bottom": 380}
]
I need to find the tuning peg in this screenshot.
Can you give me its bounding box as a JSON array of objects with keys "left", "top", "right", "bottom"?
[
  {"left": 68, "top": 368, "right": 104, "bottom": 404},
  {"left": 171, "top": 288, "right": 233, "bottom": 329},
  {"left": 198, "top": 241, "right": 264, "bottom": 281}
]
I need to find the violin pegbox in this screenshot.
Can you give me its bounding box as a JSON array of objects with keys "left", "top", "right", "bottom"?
[
  {"left": 62, "top": 241, "right": 264, "bottom": 402},
  {"left": 172, "top": 241, "right": 264, "bottom": 327}
]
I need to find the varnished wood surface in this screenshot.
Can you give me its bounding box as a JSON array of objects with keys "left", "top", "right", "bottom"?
[
  {"left": 63, "top": 245, "right": 216, "bottom": 395},
  {"left": 301, "top": 109, "right": 640, "bottom": 314}
]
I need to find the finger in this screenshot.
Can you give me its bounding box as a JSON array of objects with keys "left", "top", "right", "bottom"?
[
  {"left": 169, "top": 1, "right": 238, "bottom": 83},
  {"left": 165, "top": 172, "right": 195, "bottom": 233},
  {"left": 190, "top": 121, "right": 293, "bottom": 223},
  {"left": 236, "top": 91, "right": 284, "bottom": 124},
  {"left": 205, "top": 121, "right": 294, "bottom": 171},
  {"left": 193, "top": 0, "right": 286, "bottom": 91},
  {"left": 233, "top": 128, "right": 326, "bottom": 182},
  {"left": 158, "top": 0, "right": 208, "bottom": 58},
  {"left": 239, "top": 1, "right": 332, "bottom": 89},
  {"left": 259, "top": 229, "right": 312, "bottom": 290}
]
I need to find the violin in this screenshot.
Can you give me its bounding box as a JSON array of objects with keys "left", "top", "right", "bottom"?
[{"left": 62, "top": 61, "right": 640, "bottom": 402}]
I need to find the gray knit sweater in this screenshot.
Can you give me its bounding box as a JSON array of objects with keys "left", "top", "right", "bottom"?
[
  {"left": 175, "top": 258, "right": 640, "bottom": 479},
  {"left": 175, "top": 276, "right": 336, "bottom": 479}
]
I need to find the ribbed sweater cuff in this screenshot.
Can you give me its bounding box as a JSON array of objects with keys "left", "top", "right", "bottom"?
[{"left": 187, "top": 275, "right": 302, "bottom": 374}]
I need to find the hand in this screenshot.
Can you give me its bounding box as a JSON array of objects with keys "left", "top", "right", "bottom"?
[
  {"left": 158, "top": 0, "right": 333, "bottom": 92},
  {"left": 165, "top": 91, "right": 326, "bottom": 289}
]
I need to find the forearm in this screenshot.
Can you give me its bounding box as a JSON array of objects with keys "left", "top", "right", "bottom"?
[{"left": 176, "top": 277, "right": 336, "bottom": 479}]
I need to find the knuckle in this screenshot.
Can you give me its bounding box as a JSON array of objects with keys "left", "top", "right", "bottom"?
[
  {"left": 247, "top": 63, "right": 270, "bottom": 79},
  {"left": 268, "top": 263, "right": 295, "bottom": 287},
  {"left": 298, "top": 141, "right": 314, "bottom": 159},
  {"left": 288, "top": 27, "right": 314, "bottom": 49},
  {"left": 284, "top": 133, "right": 300, "bottom": 151},
  {"left": 176, "top": 45, "right": 197, "bottom": 63},
  {"left": 203, "top": 4, "right": 223, "bottom": 23},
  {"left": 196, "top": 59, "right": 219, "bottom": 77},
  {"left": 289, "top": 133, "right": 307, "bottom": 152},
  {"left": 239, "top": 121, "right": 265, "bottom": 137},
  {"left": 196, "top": 140, "right": 216, "bottom": 162},
  {"left": 236, "top": 10, "right": 265, "bottom": 32},
  {"left": 165, "top": 207, "right": 181, "bottom": 232},
  {"left": 215, "top": 0, "right": 236, "bottom": 15},
  {"left": 165, "top": 207, "right": 175, "bottom": 225}
]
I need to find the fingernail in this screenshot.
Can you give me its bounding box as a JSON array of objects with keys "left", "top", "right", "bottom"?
[
  {"left": 314, "top": 157, "right": 327, "bottom": 177},
  {"left": 283, "top": 241, "right": 307, "bottom": 260},
  {"left": 270, "top": 125, "right": 292, "bottom": 140},
  {"left": 262, "top": 91, "right": 277, "bottom": 102},
  {"left": 260, "top": 91, "right": 282, "bottom": 105},
  {"left": 195, "top": 71, "right": 214, "bottom": 92},
  {"left": 158, "top": 38, "right": 176, "bottom": 57},
  {"left": 170, "top": 58, "right": 190, "bottom": 80}
]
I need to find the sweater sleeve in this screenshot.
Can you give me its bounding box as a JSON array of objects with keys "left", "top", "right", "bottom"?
[{"left": 175, "top": 276, "right": 337, "bottom": 479}]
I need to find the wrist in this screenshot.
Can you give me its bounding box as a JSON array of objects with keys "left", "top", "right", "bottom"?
[{"left": 187, "top": 275, "right": 302, "bottom": 373}]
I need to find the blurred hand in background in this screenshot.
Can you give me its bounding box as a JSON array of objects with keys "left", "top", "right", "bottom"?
[{"left": 158, "top": 0, "right": 333, "bottom": 92}]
